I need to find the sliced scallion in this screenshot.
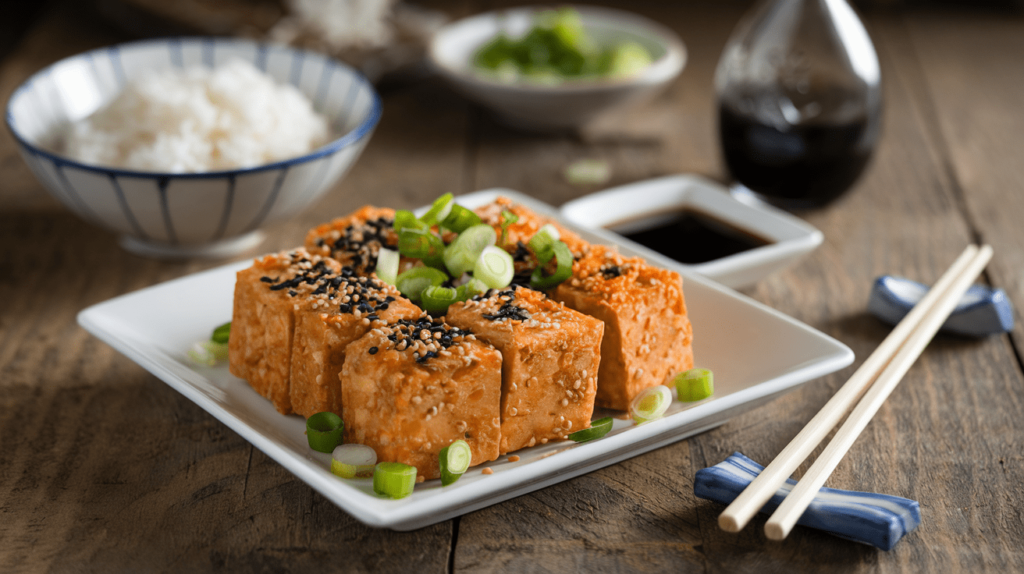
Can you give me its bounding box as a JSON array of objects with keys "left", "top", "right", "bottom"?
[
  {"left": 394, "top": 209, "right": 427, "bottom": 233},
  {"left": 439, "top": 439, "right": 472, "bottom": 486},
  {"left": 675, "top": 368, "right": 714, "bottom": 402},
  {"left": 376, "top": 248, "right": 400, "bottom": 286},
  {"left": 373, "top": 462, "right": 417, "bottom": 499},
  {"left": 456, "top": 278, "right": 490, "bottom": 302},
  {"left": 499, "top": 209, "right": 518, "bottom": 246},
  {"left": 187, "top": 340, "right": 229, "bottom": 366},
  {"left": 395, "top": 266, "right": 448, "bottom": 301},
  {"left": 442, "top": 204, "right": 482, "bottom": 233},
  {"left": 530, "top": 241, "right": 573, "bottom": 290},
  {"left": 443, "top": 224, "right": 496, "bottom": 276},
  {"left": 331, "top": 444, "right": 377, "bottom": 479},
  {"left": 421, "top": 285, "right": 459, "bottom": 312},
  {"left": 630, "top": 385, "right": 672, "bottom": 424},
  {"left": 306, "top": 411, "right": 344, "bottom": 453},
  {"left": 568, "top": 416, "right": 613, "bottom": 443},
  {"left": 474, "top": 246, "right": 515, "bottom": 289},
  {"left": 528, "top": 224, "right": 560, "bottom": 255},
  {"left": 211, "top": 322, "right": 231, "bottom": 344},
  {"left": 420, "top": 193, "right": 455, "bottom": 226}
]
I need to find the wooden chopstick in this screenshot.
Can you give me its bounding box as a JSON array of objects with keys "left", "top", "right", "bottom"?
[
  {"left": 764, "top": 244, "right": 993, "bottom": 541},
  {"left": 718, "top": 244, "right": 983, "bottom": 533}
]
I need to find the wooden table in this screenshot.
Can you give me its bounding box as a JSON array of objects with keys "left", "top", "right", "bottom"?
[{"left": 3, "top": 1, "right": 1023, "bottom": 572}]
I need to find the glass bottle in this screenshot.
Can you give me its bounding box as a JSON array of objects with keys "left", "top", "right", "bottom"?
[{"left": 715, "top": 0, "right": 882, "bottom": 208}]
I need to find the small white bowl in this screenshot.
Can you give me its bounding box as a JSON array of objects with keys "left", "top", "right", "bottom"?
[
  {"left": 429, "top": 5, "right": 685, "bottom": 131},
  {"left": 5, "top": 37, "right": 381, "bottom": 258},
  {"left": 560, "top": 174, "right": 824, "bottom": 289}
]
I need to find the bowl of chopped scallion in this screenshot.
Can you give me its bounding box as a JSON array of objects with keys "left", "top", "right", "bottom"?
[{"left": 429, "top": 5, "right": 685, "bottom": 131}]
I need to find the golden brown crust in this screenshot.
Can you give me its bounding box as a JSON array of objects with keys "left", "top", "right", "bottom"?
[
  {"left": 474, "top": 197, "right": 589, "bottom": 258},
  {"left": 304, "top": 206, "right": 399, "bottom": 274},
  {"left": 554, "top": 245, "right": 694, "bottom": 410}
]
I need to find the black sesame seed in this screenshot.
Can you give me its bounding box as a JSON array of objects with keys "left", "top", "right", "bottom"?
[{"left": 368, "top": 346, "right": 378, "bottom": 355}]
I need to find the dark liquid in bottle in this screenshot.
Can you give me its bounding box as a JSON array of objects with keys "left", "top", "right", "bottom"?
[
  {"left": 719, "top": 102, "right": 876, "bottom": 208},
  {"left": 611, "top": 209, "right": 772, "bottom": 264}
]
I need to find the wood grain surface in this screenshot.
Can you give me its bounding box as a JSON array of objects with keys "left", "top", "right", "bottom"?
[{"left": 2, "top": 1, "right": 1024, "bottom": 572}]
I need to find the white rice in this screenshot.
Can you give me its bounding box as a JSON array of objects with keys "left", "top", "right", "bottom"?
[{"left": 63, "top": 58, "right": 331, "bottom": 173}]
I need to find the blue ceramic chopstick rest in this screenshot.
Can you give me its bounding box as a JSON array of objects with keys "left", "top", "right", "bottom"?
[
  {"left": 868, "top": 275, "right": 1013, "bottom": 337},
  {"left": 694, "top": 452, "right": 920, "bottom": 550}
]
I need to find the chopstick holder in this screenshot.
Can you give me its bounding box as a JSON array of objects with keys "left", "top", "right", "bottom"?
[
  {"left": 869, "top": 275, "right": 1013, "bottom": 337},
  {"left": 695, "top": 452, "right": 920, "bottom": 550}
]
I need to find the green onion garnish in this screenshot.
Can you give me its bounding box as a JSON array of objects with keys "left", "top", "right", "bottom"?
[
  {"left": 530, "top": 241, "right": 573, "bottom": 290},
  {"left": 439, "top": 439, "right": 472, "bottom": 486},
  {"left": 421, "top": 285, "right": 459, "bottom": 312},
  {"left": 306, "top": 411, "right": 344, "bottom": 453},
  {"left": 398, "top": 228, "right": 442, "bottom": 259},
  {"left": 373, "top": 462, "right": 417, "bottom": 499},
  {"left": 527, "top": 224, "right": 560, "bottom": 254},
  {"left": 630, "top": 385, "right": 672, "bottom": 424},
  {"left": 499, "top": 209, "right": 519, "bottom": 246},
  {"left": 331, "top": 444, "right": 377, "bottom": 479},
  {"left": 442, "top": 204, "right": 483, "bottom": 233},
  {"left": 474, "top": 246, "right": 515, "bottom": 289},
  {"left": 420, "top": 193, "right": 455, "bottom": 226},
  {"left": 187, "top": 340, "right": 229, "bottom": 366},
  {"left": 455, "top": 278, "right": 490, "bottom": 302},
  {"left": 376, "top": 247, "right": 399, "bottom": 286},
  {"left": 211, "top": 322, "right": 231, "bottom": 344},
  {"left": 394, "top": 209, "right": 427, "bottom": 233},
  {"left": 675, "top": 368, "right": 714, "bottom": 402},
  {"left": 395, "top": 266, "right": 448, "bottom": 301},
  {"left": 443, "top": 224, "right": 497, "bottom": 276},
  {"left": 568, "top": 416, "right": 613, "bottom": 443}
]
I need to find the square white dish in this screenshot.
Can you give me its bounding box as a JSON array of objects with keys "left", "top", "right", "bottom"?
[
  {"left": 559, "top": 174, "right": 824, "bottom": 289},
  {"left": 77, "top": 189, "right": 852, "bottom": 531}
]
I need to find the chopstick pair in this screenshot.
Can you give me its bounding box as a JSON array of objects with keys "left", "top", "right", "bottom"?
[{"left": 718, "top": 244, "right": 994, "bottom": 540}]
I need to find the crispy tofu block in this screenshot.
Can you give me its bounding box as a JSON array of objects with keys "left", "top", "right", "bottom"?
[
  {"left": 341, "top": 318, "right": 502, "bottom": 479},
  {"left": 289, "top": 270, "right": 423, "bottom": 418},
  {"left": 229, "top": 249, "right": 342, "bottom": 414},
  {"left": 304, "top": 206, "right": 399, "bottom": 275},
  {"left": 447, "top": 286, "right": 602, "bottom": 454},
  {"left": 474, "top": 197, "right": 590, "bottom": 259},
  {"left": 554, "top": 245, "right": 694, "bottom": 411}
]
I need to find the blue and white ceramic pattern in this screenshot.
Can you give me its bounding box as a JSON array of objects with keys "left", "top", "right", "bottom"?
[
  {"left": 5, "top": 37, "right": 381, "bottom": 258},
  {"left": 869, "top": 275, "right": 1014, "bottom": 338},
  {"left": 694, "top": 452, "right": 920, "bottom": 550}
]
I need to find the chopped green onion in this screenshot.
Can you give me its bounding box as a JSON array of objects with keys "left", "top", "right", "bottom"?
[
  {"left": 331, "top": 444, "right": 377, "bottom": 479},
  {"left": 439, "top": 439, "right": 472, "bottom": 486},
  {"left": 394, "top": 209, "right": 427, "bottom": 233},
  {"left": 395, "top": 266, "right": 448, "bottom": 301},
  {"left": 528, "top": 224, "right": 560, "bottom": 254},
  {"left": 376, "top": 248, "right": 399, "bottom": 285},
  {"left": 675, "top": 368, "right": 714, "bottom": 402},
  {"left": 442, "top": 204, "right": 482, "bottom": 233},
  {"left": 443, "top": 224, "right": 497, "bottom": 276},
  {"left": 474, "top": 246, "right": 515, "bottom": 289},
  {"left": 530, "top": 241, "right": 573, "bottom": 290},
  {"left": 564, "top": 158, "right": 611, "bottom": 186},
  {"left": 421, "top": 285, "right": 459, "bottom": 312},
  {"left": 187, "top": 340, "right": 229, "bottom": 366},
  {"left": 420, "top": 193, "right": 455, "bottom": 226},
  {"left": 306, "top": 411, "right": 344, "bottom": 453},
  {"left": 211, "top": 322, "right": 231, "bottom": 344},
  {"left": 398, "top": 228, "right": 442, "bottom": 259},
  {"left": 568, "top": 416, "right": 613, "bottom": 443},
  {"left": 630, "top": 385, "right": 672, "bottom": 424},
  {"left": 455, "top": 278, "right": 490, "bottom": 302},
  {"left": 373, "top": 462, "right": 417, "bottom": 499},
  {"left": 499, "top": 209, "right": 519, "bottom": 246}
]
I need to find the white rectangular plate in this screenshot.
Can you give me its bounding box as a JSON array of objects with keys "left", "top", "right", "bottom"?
[{"left": 78, "top": 189, "right": 853, "bottom": 531}]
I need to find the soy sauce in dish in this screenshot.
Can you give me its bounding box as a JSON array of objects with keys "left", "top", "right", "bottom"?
[{"left": 608, "top": 209, "right": 772, "bottom": 264}]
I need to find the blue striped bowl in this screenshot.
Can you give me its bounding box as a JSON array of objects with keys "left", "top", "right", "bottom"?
[{"left": 5, "top": 37, "right": 381, "bottom": 258}]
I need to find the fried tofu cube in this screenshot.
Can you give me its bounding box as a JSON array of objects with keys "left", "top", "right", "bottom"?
[
  {"left": 304, "top": 206, "right": 399, "bottom": 275},
  {"left": 289, "top": 271, "right": 423, "bottom": 418},
  {"left": 341, "top": 318, "right": 502, "bottom": 479},
  {"left": 474, "top": 197, "right": 590, "bottom": 259},
  {"left": 554, "top": 245, "right": 694, "bottom": 411},
  {"left": 447, "top": 286, "right": 602, "bottom": 454},
  {"left": 229, "top": 249, "right": 341, "bottom": 414}
]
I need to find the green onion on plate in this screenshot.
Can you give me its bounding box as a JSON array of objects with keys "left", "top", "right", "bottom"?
[
  {"left": 675, "top": 368, "right": 714, "bottom": 402},
  {"left": 474, "top": 246, "right": 515, "bottom": 289},
  {"left": 376, "top": 247, "right": 399, "bottom": 286},
  {"left": 568, "top": 416, "right": 613, "bottom": 443},
  {"left": 630, "top": 385, "right": 672, "bottom": 424},
  {"left": 439, "top": 439, "right": 472, "bottom": 486},
  {"left": 444, "top": 224, "right": 497, "bottom": 276},
  {"left": 373, "top": 462, "right": 417, "bottom": 499},
  {"left": 211, "top": 322, "right": 231, "bottom": 344},
  {"left": 306, "top": 411, "right": 344, "bottom": 453},
  {"left": 421, "top": 285, "right": 459, "bottom": 312},
  {"left": 331, "top": 444, "right": 377, "bottom": 479},
  {"left": 420, "top": 193, "right": 455, "bottom": 227},
  {"left": 395, "top": 267, "right": 448, "bottom": 301}
]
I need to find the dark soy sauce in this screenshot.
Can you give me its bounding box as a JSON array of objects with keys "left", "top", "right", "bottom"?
[
  {"left": 719, "top": 103, "right": 876, "bottom": 208},
  {"left": 610, "top": 209, "right": 772, "bottom": 264}
]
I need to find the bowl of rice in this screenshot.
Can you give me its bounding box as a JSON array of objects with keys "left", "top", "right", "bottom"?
[{"left": 5, "top": 37, "right": 382, "bottom": 258}]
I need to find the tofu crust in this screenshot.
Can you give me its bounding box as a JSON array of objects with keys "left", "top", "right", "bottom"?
[
  {"left": 447, "top": 286, "right": 602, "bottom": 454},
  {"left": 474, "top": 197, "right": 590, "bottom": 259},
  {"left": 228, "top": 249, "right": 342, "bottom": 414},
  {"left": 289, "top": 270, "right": 422, "bottom": 418},
  {"left": 554, "top": 245, "right": 694, "bottom": 410},
  {"left": 304, "top": 206, "right": 399, "bottom": 275},
  {"left": 341, "top": 318, "right": 502, "bottom": 479}
]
